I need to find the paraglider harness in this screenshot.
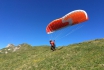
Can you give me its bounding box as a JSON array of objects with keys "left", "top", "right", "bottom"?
[{"left": 50, "top": 40, "right": 56, "bottom": 51}]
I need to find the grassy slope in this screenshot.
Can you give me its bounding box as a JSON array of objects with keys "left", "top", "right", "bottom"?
[{"left": 0, "top": 39, "right": 104, "bottom": 70}]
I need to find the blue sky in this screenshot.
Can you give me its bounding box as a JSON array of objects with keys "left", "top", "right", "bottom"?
[{"left": 0, "top": 0, "right": 104, "bottom": 49}]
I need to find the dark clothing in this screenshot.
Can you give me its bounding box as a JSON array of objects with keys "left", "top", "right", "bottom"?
[{"left": 51, "top": 45, "right": 55, "bottom": 51}]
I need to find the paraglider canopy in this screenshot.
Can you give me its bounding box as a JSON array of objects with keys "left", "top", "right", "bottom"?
[{"left": 46, "top": 10, "right": 88, "bottom": 34}]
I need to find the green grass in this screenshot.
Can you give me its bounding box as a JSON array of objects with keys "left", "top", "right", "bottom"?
[{"left": 0, "top": 39, "right": 104, "bottom": 70}]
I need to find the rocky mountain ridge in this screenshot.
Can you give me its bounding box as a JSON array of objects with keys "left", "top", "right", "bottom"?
[{"left": 0, "top": 44, "right": 22, "bottom": 54}]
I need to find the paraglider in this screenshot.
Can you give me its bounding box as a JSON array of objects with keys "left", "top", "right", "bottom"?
[
  {"left": 49, "top": 40, "right": 56, "bottom": 51},
  {"left": 46, "top": 9, "right": 89, "bottom": 50},
  {"left": 46, "top": 10, "right": 88, "bottom": 34}
]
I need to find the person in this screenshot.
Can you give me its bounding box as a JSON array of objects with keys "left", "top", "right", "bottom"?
[{"left": 49, "top": 40, "right": 56, "bottom": 51}]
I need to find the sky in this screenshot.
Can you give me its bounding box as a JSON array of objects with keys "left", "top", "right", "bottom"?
[{"left": 0, "top": 0, "right": 104, "bottom": 49}]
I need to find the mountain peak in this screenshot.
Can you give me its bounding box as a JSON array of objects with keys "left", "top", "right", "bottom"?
[{"left": 6, "top": 44, "right": 15, "bottom": 48}]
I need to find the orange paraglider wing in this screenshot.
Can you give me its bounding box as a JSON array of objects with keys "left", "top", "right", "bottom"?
[{"left": 46, "top": 10, "right": 88, "bottom": 34}]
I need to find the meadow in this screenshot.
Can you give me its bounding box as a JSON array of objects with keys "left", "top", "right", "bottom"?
[{"left": 0, "top": 39, "right": 104, "bottom": 70}]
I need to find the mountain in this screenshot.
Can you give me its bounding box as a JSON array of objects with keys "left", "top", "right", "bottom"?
[
  {"left": 0, "top": 43, "right": 32, "bottom": 54},
  {"left": 0, "top": 38, "right": 104, "bottom": 70}
]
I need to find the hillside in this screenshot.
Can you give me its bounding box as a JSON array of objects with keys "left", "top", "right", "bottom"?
[{"left": 0, "top": 39, "right": 104, "bottom": 70}]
